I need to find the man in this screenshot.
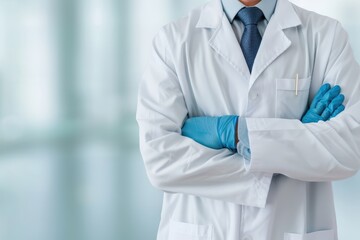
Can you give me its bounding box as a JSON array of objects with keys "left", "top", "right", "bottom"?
[{"left": 137, "top": 0, "right": 360, "bottom": 239}]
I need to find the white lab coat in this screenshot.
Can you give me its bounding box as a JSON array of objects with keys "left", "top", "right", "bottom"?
[{"left": 136, "top": 0, "right": 360, "bottom": 239}]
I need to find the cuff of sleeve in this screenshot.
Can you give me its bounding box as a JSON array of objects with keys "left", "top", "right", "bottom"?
[
  {"left": 245, "top": 118, "right": 305, "bottom": 173},
  {"left": 250, "top": 172, "right": 273, "bottom": 208},
  {"left": 237, "top": 117, "right": 251, "bottom": 168}
]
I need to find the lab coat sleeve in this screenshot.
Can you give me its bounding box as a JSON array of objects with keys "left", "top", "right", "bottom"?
[
  {"left": 136, "top": 29, "right": 272, "bottom": 208},
  {"left": 246, "top": 22, "right": 360, "bottom": 182}
]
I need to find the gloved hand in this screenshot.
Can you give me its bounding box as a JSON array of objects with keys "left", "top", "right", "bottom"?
[
  {"left": 181, "top": 84, "right": 346, "bottom": 156},
  {"left": 301, "top": 83, "right": 345, "bottom": 123},
  {"left": 181, "top": 115, "right": 238, "bottom": 151}
]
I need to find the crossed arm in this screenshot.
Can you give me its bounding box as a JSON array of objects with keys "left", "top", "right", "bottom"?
[
  {"left": 181, "top": 83, "right": 345, "bottom": 161},
  {"left": 137, "top": 25, "right": 360, "bottom": 206}
]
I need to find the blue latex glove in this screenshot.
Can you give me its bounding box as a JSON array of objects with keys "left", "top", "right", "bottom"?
[
  {"left": 181, "top": 115, "right": 238, "bottom": 151},
  {"left": 181, "top": 84, "right": 346, "bottom": 158},
  {"left": 301, "top": 83, "right": 345, "bottom": 123}
]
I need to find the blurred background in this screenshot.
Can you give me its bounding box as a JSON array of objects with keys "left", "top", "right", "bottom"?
[{"left": 0, "top": 0, "right": 359, "bottom": 239}]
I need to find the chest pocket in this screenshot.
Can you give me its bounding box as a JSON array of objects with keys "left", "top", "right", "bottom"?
[
  {"left": 275, "top": 77, "right": 311, "bottom": 119},
  {"left": 168, "top": 220, "right": 213, "bottom": 240}
]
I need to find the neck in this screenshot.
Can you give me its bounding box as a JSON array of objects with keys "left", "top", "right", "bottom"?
[{"left": 239, "top": 0, "right": 261, "bottom": 6}]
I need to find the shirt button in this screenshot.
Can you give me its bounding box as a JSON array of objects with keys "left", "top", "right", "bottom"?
[{"left": 249, "top": 92, "right": 259, "bottom": 100}]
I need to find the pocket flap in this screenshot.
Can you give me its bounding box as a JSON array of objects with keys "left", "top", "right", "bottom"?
[
  {"left": 276, "top": 77, "right": 311, "bottom": 91},
  {"left": 284, "top": 229, "right": 335, "bottom": 240},
  {"left": 169, "top": 220, "right": 213, "bottom": 240}
]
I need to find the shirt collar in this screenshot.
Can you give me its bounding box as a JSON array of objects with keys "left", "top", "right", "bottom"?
[{"left": 221, "top": 0, "right": 277, "bottom": 23}]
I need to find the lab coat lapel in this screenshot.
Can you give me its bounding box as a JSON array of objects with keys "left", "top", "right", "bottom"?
[
  {"left": 196, "top": 0, "right": 251, "bottom": 79},
  {"left": 249, "top": 0, "right": 302, "bottom": 89}
]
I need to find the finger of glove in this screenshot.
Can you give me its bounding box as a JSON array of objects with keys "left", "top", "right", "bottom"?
[
  {"left": 315, "top": 85, "right": 341, "bottom": 114},
  {"left": 302, "top": 111, "right": 324, "bottom": 123},
  {"left": 321, "top": 108, "right": 332, "bottom": 121},
  {"left": 320, "top": 85, "right": 341, "bottom": 104},
  {"left": 330, "top": 105, "right": 345, "bottom": 118},
  {"left": 310, "top": 83, "right": 331, "bottom": 109},
  {"left": 314, "top": 101, "right": 327, "bottom": 115},
  {"left": 328, "top": 94, "right": 344, "bottom": 113},
  {"left": 321, "top": 94, "right": 345, "bottom": 120}
]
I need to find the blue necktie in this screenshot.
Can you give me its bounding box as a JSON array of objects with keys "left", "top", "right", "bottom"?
[{"left": 237, "top": 7, "right": 265, "bottom": 73}]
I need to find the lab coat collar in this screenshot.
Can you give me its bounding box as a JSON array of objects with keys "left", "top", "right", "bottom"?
[
  {"left": 195, "top": 0, "right": 223, "bottom": 29},
  {"left": 249, "top": 0, "right": 302, "bottom": 87},
  {"left": 196, "top": 0, "right": 301, "bottom": 30},
  {"left": 196, "top": 0, "right": 302, "bottom": 82},
  {"left": 274, "top": 0, "right": 302, "bottom": 30},
  {"left": 196, "top": 0, "right": 301, "bottom": 29},
  {"left": 197, "top": 0, "right": 251, "bottom": 78}
]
